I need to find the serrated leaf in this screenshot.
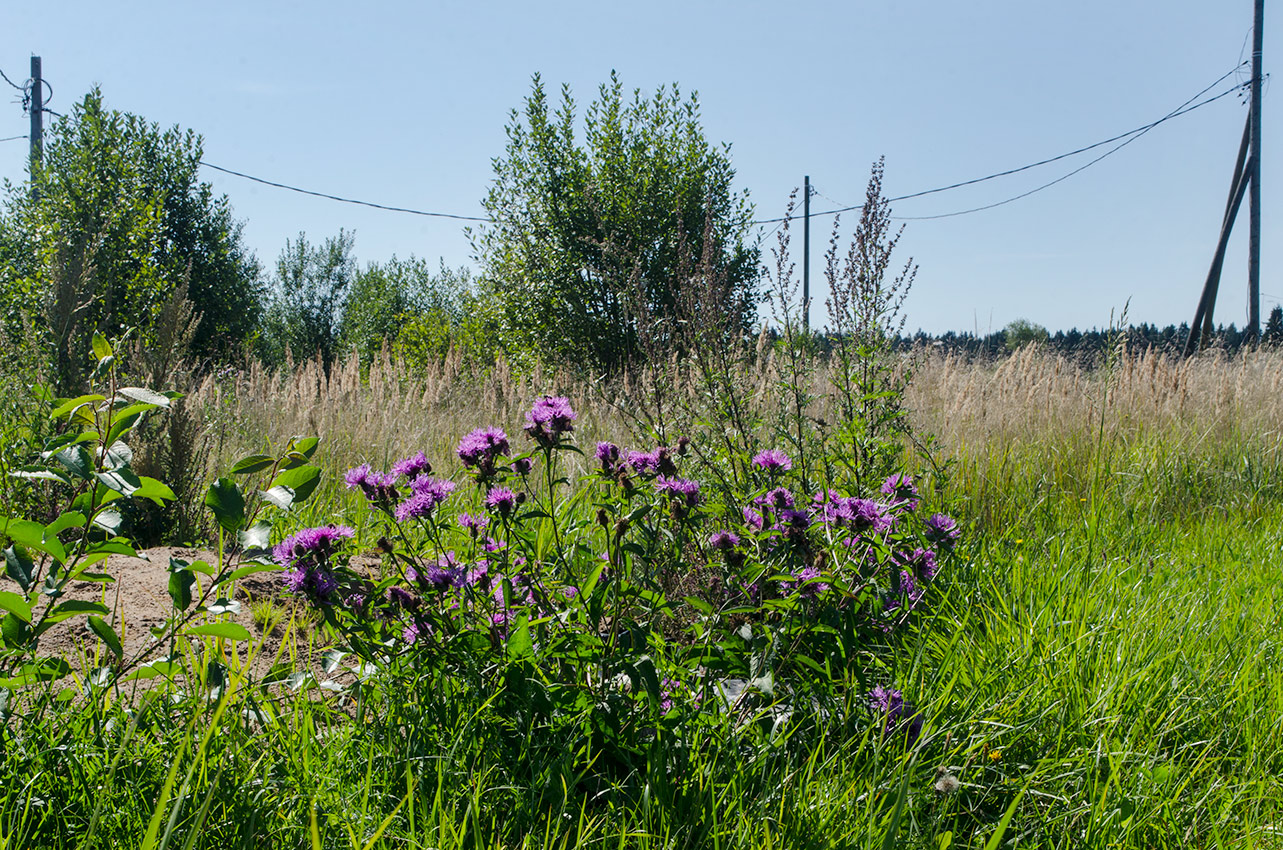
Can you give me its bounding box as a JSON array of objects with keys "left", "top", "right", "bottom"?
[
  {"left": 117, "top": 387, "right": 171, "bottom": 407},
  {"left": 168, "top": 569, "right": 195, "bottom": 611},
  {"left": 230, "top": 454, "right": 275, "bottom": 475},
  {"left": 186, "top": 622, "right": 252, "bottom": 641},
  {"left": 88, "top": 616, "right": 123, "bottom": 658},
  {"left": 0, "top": 591, "right": 32, "bottom": 624},
  {"left": 205, "top": 478, "right": 245, "bottom": 533}
]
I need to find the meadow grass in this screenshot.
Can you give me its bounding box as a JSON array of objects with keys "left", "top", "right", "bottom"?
[{"left": 2, "top": 345, "right": 1281, "bottom": 848}]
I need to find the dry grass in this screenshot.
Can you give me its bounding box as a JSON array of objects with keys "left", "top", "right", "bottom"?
[{"left": 186, "top": 343, "right": 1283, "bottom": 492}]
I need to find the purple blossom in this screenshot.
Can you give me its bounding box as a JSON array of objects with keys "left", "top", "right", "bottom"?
[
  {"left": 781, "top": 564, "right": 830, "bottom": 599},
  {"left": 626, "top": 449, "right": 660, "bottom": 474},
  {"left": 387, "top": 586, "right": 420, "bottom": 610},
  {"left": 925, "top": 513, "right": 960, "bottom": 549},
  {"left": 780, "top": 508, "right": 811, "bottom": 531},
  {"left": 485, "top": 486, "right": 517, "bottom": 518},
  {"left": 344, "top": 464, "right": 399, "bottom": 505},
  {"left": 524, "top": 396, "right": 576, "bottom": 446},
  {"left": 595, "top": 441, "right": 621, "bottom": 475},
  {"left": 903, "top": 547, "right": 939, "bottom": 582},
  {"left": 458, "top": 513, "right": 489, "bottom": 534},
  {"left": 868, "top": 686, "right": 923, "bottom": 746},
  {"left": 827, "top": 498, "right": 892, "bottom": 535},
  {"left": 513, "top": 456, "right": 534, "bottom": 475},
  {"left": 880, "top": 473, "right": 920, "bottom": 511},
  {"left": 709, "top": 530, "right": 741, "bottom": 550},
  {"left": 274, "top": 525, "right": 354, "bottom": 603},
  {"left": 408, "top": 551, "right": 466, "bottom": 591},
  {"left": 759, "top": 487, "right": 795, "bottom": 512},
  {"left": 655, "top": 475, "right": 701, "bottom": 509},
  {"left": 394, "top": 476, "right": 457, "bottom": 521},
  {"left": 390, "top": 452, "right": 433, "bottom": 480},
  {"left": 457, "top": 427, "right": 509, "bottom": 474},
  {"left": 742, "top": 507, "right": 765, "bottom": 532},
  {"left": 753, "top": 449, "right": 793, "bottom": 474}
]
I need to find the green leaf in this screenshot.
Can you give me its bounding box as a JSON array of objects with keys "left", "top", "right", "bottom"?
[
  {"left": 168, "top": 570, "right": 195, "bottom": 611},
  {"left": 1, "top": 612, "right": 29, "bottom": 647},
  {"left": 0, "top": 657, "right": 70, "bottom": 687},
  {"left": 186, "top": 622, "right": 252, "bottom": 641},
  {"left": 54, "top": 444, "right": 94, "bottom": 482},
  {"left": 86, "top": 539, "right": 139, "bottom": 558},
  {"left": 39, "top": 600, "right": 110, "bottom": 627},
  {"left": 117, "top": 387, "right": 171, "bottom": 407},
  {"left": 259, "top": 486, "right": 296, "bottom": 511},
  {"left": 103, "top": 441, "right": 134, "bottom": 470},
  {"left": 92, "top": 508, "right": 124, "bottom": 535},
  {"left": 9, "top": 467, "right": 72, "bottom": 486},
  {"left": 5, "top": 546, "right": 34, "bottom": 592},
  {"left": 0, "top": 591, "right": 32, "bottom": 624},
  {"left": 133, "top": 476, "right": 176, "bottom": 505},
  {"left": 91, "top": 330, "right": 114, "bottom": 362},
  {"left": 96, "top": 468, "right": 142, "bottom": 497},
  {"left": 238, "top": 521, "right": 272, "bottom": 556},
  {"left": 89, "top": 616, "right": 123, "bottom": 658},
  {"left": 683, "top": 595, "right": 714, "bottom": 616},
  {"left": 50, "top": 394, "right": 106, "bottom": 420},
  {"left": 2, "top": 518, "right": 66, "bottom": 562},
  {"left": 205, "top": 478, "right": 245, "bottom": 533},
  {"left": 230, "top": 454, "right": 274, "bottom": 475},
  {"left": 103, "top": 406, "right": 150, "bottom": 448},
  {"left": 225, "top": 564, "right": 278, "bottom": 582},
  {"left": 45, "top": 511, "right": 87, "bottom": 537},
  {"left": 267, "top": 465, "right": 321, "bottom": 504}
]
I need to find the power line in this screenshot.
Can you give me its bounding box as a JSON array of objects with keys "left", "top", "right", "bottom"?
[
  {"left": 0, "top": 67, "right": 23, "bottom": 91},
  {"left": 0, "top": 134, "right": 25, "bottom": 143},
  {"left": 752, "top": 66, "right": 1248, "bottom": 224},
  {"left": 199, "top": 161, "right": 490, "bottom": 221}
]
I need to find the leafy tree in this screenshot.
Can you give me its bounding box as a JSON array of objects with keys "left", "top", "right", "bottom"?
[
  {"left": 258, "top": 230, "right": 356, "bottom": 374},
  {"left": 1004, "top": 318, "right": 1050, "bottom": 350},
  {"left": 472, "top": 72, "right": 759, "bottom": 371},
  {"left": 1264, "top": 305, "right": 1283, "bottom": 345},
  {"left": 0, "top": 88, "right": 262, "bottom": 385}
]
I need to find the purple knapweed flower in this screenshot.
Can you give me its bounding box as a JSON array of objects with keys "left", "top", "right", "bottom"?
[
  {"left": 903, "top": 547, "right": 939, "bottom": 582},
  {"left": 742, "top": 506, "right": 765, "bottom": 532},
  {"left": 595, "top": 441, "right": 621, "bottom": 476},
  {"left": 655, "top": 475, "right": 701, "bottom": 509},
  {"left": 275, "top": 525, "right": 354, "bottom": 603},
  {"left": 759, "top": 487, "right": 795, "bottom": 512},
  {"left": 924, "top": 513, "right": 960, "bottom": 549},
  {"left": 626, "top": 449, "right": 660, "bottom": 474},
  {"left": 831, "top": 498, "right": 893, "bottom": 535},
  {"left": 513, "top": 456, "right": 534, "bottom": 475},
  {"left": 387, "top": 586, "right": 420, "bottom": 610},
  {"left": 408, "top": 551, "right": 466, "bottom": 591},
  {"left": 780, "top": 508, "right": 811, "bottom": 530},
  {"left": 868, "top": 686, "right": 923, "bottom": 746},
  {"left": 709, "top": 530, "right": 741, "bottom": 550},
  {"left": 485, "top": 486, "right": 517, "bottom": 518},
  {"left": 524, "top": 395, "right": 576, "bottom": 446},
  {"left": 344, "top": 464, "right": 399, "bottom": 505},
  {"left": 390, "top": 451, "right": 433, "bottom": 481},
  {"left": 781, "top": 564, "right": 830, "bottom": 599},
  {"left": 880, "top": 473, "right": 920, "bottom": 511},
  {"left": 457, "top": 427, "right": 509, "bottom": 476},
  {"left": 458, "top": 513, "right": 489, "bottom": 535},
  {"left": 753, "top": 449, "right": 793, "bottom": 474},
  {"left": 394, "top": 476, "right": 457, "bottom": 521}
]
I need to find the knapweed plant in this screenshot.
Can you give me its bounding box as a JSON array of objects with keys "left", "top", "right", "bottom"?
[{"left": 272, "top": 392, "right": 959, "bottom": 765}]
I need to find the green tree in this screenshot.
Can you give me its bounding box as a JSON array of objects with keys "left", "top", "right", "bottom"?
[
  {"left": 1004, "top": 318, "right": 1050, "bottom": 350},
  {"left": 258, "top": 230, "right": 356, "bottom": 374},
  {"left": 0, "top": 89, "right": 262, "bottom": 384},
  {"left": 472, "top": 72, "right": 759, "bottom": 371},
  {"left": 1264, "top": 305, "right": 1283, "bottom": 345}
]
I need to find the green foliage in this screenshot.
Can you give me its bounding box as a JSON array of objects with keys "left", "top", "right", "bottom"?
[
  {"left": 473, "top": 72, "right": 759, "bottom": 371},
  {"left": 1264, "top": 304, "right": 1283, "bottom": 345},
  {"left": 0, "top": 88, "right": 262, "bottom": 387},
  {"left": 258, "top": 230, "right": 356, "bottom": 374},
  {"left": 1004, "top": 317, "right": 1050, "bottom": 350}
]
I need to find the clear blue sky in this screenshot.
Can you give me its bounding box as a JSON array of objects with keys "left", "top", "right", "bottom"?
[{"left": 1, "top": 1, "right": 1275, "bottom": 334}]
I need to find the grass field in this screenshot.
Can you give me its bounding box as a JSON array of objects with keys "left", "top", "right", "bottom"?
[{"left": 2, "top": 345, "right": 1281, "bottom": 848}]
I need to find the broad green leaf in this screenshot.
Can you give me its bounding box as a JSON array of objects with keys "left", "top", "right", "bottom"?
[
  {"left": 1, "top": 613, "right": 29, "bottom": 647},
  {"left": 39, "top": 600, "right": 110, "bottom": 627},
  {"left": 91, "top": 330, "right": 113, "bottom": 362},
  {"left": 230, "top": 454, "right": 274, "bottom": 475},
  {"left": 49, "top": 394, "right": 105, "bottom": 420},
  {"left": 103, "top": 406, "right": 149, "bottom": 448},
  {"left": 122, "top": 659, "right": 180, "bottom": 682},
  {"left": 102, "top": 440, "right": 133, "bottom": 469},
  {"left": 0, "top": 657, "right": 70, "bottom": 687},
  {"left": 85, "top": 539, "right": 139, "bottom": 558},
  {"left": 45, "top": 511, "right": 87, "bottom": 537},
  {"left": 169, "top": 569, "right": 195, "bottom": 610},
  {"left": 96, "top": 468, "right": 142, "bottom": 497},
  {"left": 54, "top": 444, "right": 94, "bottom": 482},
  {"left": 225, "top": 564, "right": 278, "bottom": 582},
  {"left": 0, "top": 591, "right": 32, "bottom": 624},
  {"left": 9, "top": 467, "right": 72, "bottom": 486},
  {"left": 6, "top": 546, "right": 36, "bottom": 592},
  {"left": 88, "top": 616, "right": 123, "bottom": 658},
  {"left": 205, "top": 478, "right": 245, "bottom": 533},
  {"left": 2, "top": 518, "right": 66, "bottom": 562},
  {"left": 91, "top": 508, "right": 124, "bottom": 535},
  {"left": 267, "top": 465, "right": 321, "bottom": 504},
  {"left": 259, "top": 485, "right": 296, "bottom": 510},
  {"left": 133, "top": 476, "right": 176, "bottom": 505},
  {"left": 117, "top": 387, "right": 171, "bottom": 407},
  {"left": 186, "top": 622, "right": 252, "bottom": 641}
]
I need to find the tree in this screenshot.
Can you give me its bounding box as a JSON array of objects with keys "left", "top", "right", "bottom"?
[
  {"left": 1004, "top": 318, "right": 1050, "bottom": 350},
  {"left": 258, "top": 230, "right": 356, "bottom": 374},
  {"left": 0, "top": 89, "right": 262, "bottom": 384},
  {"left": 471, "top": 72, "right": 759, "bottom": 371},
  {"left": 1264, "top": 305, "right": 1283, "bottom": 346},
  {"left": 338, "top": 257, "right": 477, "bottom": 366}
]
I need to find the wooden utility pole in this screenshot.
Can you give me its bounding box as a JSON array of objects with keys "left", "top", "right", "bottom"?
[
  {"left": 803, "top": 175, "right": 811, "bottom": 332},
  {"left": 1248, "top": 0, "right": 1264, "bottom": 340},
  {"left": 28, "top": 55, "right": 42, "bottom": 181}
]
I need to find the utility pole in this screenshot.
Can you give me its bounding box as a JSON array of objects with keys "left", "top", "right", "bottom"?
[
  {"left": 803, "top": 175, "right": 810, "bottom": 332},
  {"left": 29, "top": 55, "right": 42, "bottom": 196},
  {"left": 1248, "top": 0, "right": 1264, "bottom": 341}
]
